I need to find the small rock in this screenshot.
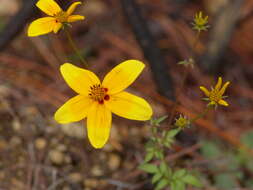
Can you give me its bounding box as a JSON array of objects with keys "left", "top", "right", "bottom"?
[
  {"left": 49, "top": 150, "right": 65, "bottom": 165},
  {"left": 56, "top": 144, "right": 67, "bottom": 152},
  {"left": 61, "top": 123, "right": 85, "bottom": 139},
  {"left": 91, "top": 165, "right": 103, "bottom": 177},
  {"left": 10, "top": 136, "right": 22, "bottom": 147},
  {"left": 68, "top": 173, "right": 83, "bottom": 183},
  {"left": 108, "top": 153, "right": 121, "bottom": 171},
  {"left": 64, "top": 155, "right": 72, "bottom": 164},
  {"left": 84, "top": 178, "right": 99, "bottom": 189},
  {"left": 35, "top": 138, "right": 47, "bottom": 149},
  {"left": 12, "top": 120, "right": 21, "bottom": 131},
  {"left": 62, "top": 186, "right": 71, "bottom": 190}
]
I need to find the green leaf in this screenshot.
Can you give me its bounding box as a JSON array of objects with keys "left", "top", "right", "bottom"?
[
  {"left": 214, "top": 173, "right": 237, "bottom": 189},
  {"left": 173, "top": 169, "right": 187, "bottom": 179},
  {"left": 166, "top": 129, "right": 180, "bottom": 138},
  {"left": 152, "top": 173, "right": 163, "bottom": 184},
  {"left": 171, "top": 180, "right": 186, "bottom": 190},
  {"left": 182, "top": 174, "right": 202, "bottom": 187},
  {"left": 155, "top": 150, "right": 164, "bottom": 159},
  {"left": 155, "top": 178, "right": 169, "bottom": 190},
  {"left": 159, "top": 162, "right": 168, "bottom": 174},
  {"left": 144, "top": 152, "right": 154, "bottom": 162},
  {"left": 156, "top": 115, "right": 168, "bottom": 125},
  {"left": 151, "top": 116, "right": 168, "bottom": 126},
  {"left": 200, "top": 141, "right": 222, "bottom": 159},
  {"left": 139, "top": 163, "right": 158, "bottom": 173}
]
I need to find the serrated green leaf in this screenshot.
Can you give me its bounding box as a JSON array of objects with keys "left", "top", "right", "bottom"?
[
  {"left": 173, "top": 169, "right": 187, "bottom": 179},
  {"left": 155, "top": 178, "right": 169, "bottom": 190},
  {"left": 152, "top": 173, "right": 163, "bottom": 184},
  {"left": 182, "top": 174, "right": 202, "bottom": 187},
  {"left": 144, "top": 152, "right": 154, "bottom": 162},
  {"left": 171, "top": 180, "right": 186, "bottom": 190},
  {"left": 139, "top": 163, "right": 158, "bottom": 173}
]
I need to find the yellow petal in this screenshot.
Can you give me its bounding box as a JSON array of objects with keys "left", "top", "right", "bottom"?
[
  {"left": 199, "top": 86, "right": 210, "bottom": 97},
  {"left": 67, "top": 15, "right": 85, "bottom": 23},
  {"left": 53, "top": 22, "right": 62, "bottom": 33},
  {"left": 67, "top": 2, "right": 82, "bottom": 16},
  {"left": 60, "top": 63, "right": 100, "bottom": 95},
  {"left": 27, "top": 17, "right": 56, "bottom": 37},
  {"left": 102, "top": 60, "right": 145, "bottom": 94},
  {"left": 36, "top": 0, "right": 62, "bottom": 16},
  {"left": 215, "top": 77, "right": 222, "bottom": 90},
  {"left": 219, "top": 81, "right": 230, "bottom": 96},
  {"left": 54, "top": 95, "right": 93, "bottom": 124},
  {"left": 218, "top": 99, "right": 229, "bottom": 106},
  {"left": 105, "top": 91, "right": 153, "bottom": 120},
  {"left": 87, "top": 103, "right": 112, "bottom": 149}
]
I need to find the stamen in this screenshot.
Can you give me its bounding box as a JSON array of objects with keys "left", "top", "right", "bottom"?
[{"left": 88, "top": 84, "right": 109, "bottom": 104}]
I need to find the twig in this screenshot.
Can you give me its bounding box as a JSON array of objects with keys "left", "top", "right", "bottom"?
[
  {"left": 0, "top": 0, "right": 37, "bottom": 51},
  {"left": 121, "top": 0, "right": 175, "bottom": 100}
]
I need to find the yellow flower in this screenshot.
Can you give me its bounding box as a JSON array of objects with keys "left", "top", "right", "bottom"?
[
  {"left": 54, "top": 60, "right": 153, "bottom": 148},
  {"left": 200, "top": 77, "right": 230, "bottom": 107},
  {"left": 174, "top": 115, "right": 190, "bottom": 129},
  {"left": 192, "top": 11, "right": 209, "bottom": 32},
  {"left": 28, "top": 0, "right": 84, "bottom": 37}
]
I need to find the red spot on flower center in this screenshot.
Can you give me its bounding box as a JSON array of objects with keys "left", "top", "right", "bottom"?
[
  {"left": 104, "top": 95, "right": 110, "bottom": 101},
  {"left": 88, "top": 84, "right": 110, "bottom": 104}
]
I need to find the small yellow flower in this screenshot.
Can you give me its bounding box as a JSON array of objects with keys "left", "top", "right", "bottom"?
[
  {"left": 28, "top": 0, "right": 84, "bottom": 37},
  {"left": 54, "top": 60, "right": 153, "bottom": 148},
  {"left": 200, "top": 77, "right": 230, "bottom": 107},
  {"left": 192, "top": 11, "right": 209, "bottom": 32},
  {"left": 174, "top": 115, "right": 190, "bottom": 129}
]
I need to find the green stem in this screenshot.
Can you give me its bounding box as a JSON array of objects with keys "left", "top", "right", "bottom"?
[
  {"left": 190, "top": 105, "right": 212, "bottom": 123},
  {"left": 167, "top": 31, "right": 201, "bottom": 126},
  {"left": 64, "top": 28, "right": 88, "bottom": 68}
]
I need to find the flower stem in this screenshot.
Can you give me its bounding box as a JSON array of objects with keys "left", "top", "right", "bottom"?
[
  {"left": 190, "top": 105, "right": 212, "bottom": 123},
  {"left": 64, "top": 28, "right": 89, "bottom": 68},
  {"left": 167, "top": 31, "right": 201, "bottom": 126}
]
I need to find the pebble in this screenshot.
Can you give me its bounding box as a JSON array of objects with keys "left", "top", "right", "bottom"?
[
  {"left": 108, "top": 153, "right": 121, "bottom": 171},
  {"left": 10, "top": 136, "right": 22, "bottom": 147},
  {"left": 12, "top": 120, "right": 21, "bottom": 131},
  {"left": 84, "top": 178, "right": 99, "bottom": 189},
  {"left": 91, "top": 165, "right": 103, "bottom": 177},
  {"left": 49, "top": 150, "right": 65, "bottom": 165},
  {"left": 35, "top": 138, "right": 47, "bottom": 149},
  {"left": 68, "top": 172, "right": 83, "bottom": 183},
  {"left": 61, "top": 123, "right": 85, "bottom": 139},
  {"left": 56, "top": 144, "right": 67, "bottom": 152}
]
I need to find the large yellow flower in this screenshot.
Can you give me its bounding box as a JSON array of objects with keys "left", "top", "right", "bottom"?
[
  {"left": 54, "top": 60, "right": 153, "bottom": 148},
  {"left": 200, "top": 77, "right": 230, "bottom": 107},
  {"left": 28, "top": 0, "right": 84, "bottom": 37}
]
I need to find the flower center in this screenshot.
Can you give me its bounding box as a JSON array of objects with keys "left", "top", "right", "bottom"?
[
  {"left": 88, "top": 84, "right": 110, "bottom": 104},
  {"left": 54, "top": 11, "right": 68, "bottom": 23},
  {"left": 209, "top": 89, "right": 221, "bottom": 102}
]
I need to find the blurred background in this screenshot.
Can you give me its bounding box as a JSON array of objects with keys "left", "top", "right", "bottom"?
[{"left": 0, "top": 0, "right": 253, "bottom": 189}]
